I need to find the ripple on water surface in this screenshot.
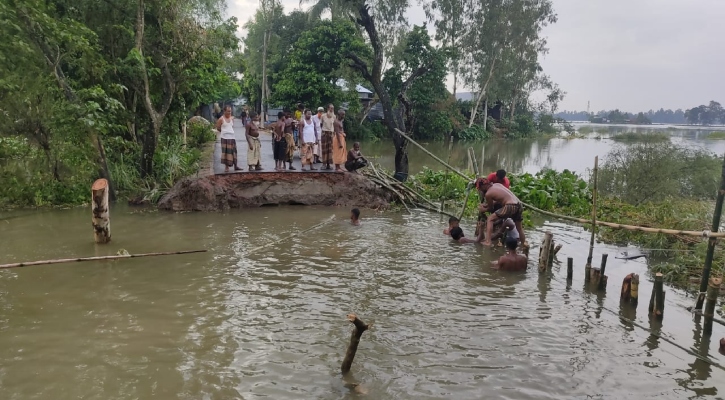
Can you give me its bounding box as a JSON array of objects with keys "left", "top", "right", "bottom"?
[{"left": 0, "top": 207, "right": 723, "bottom": 399}]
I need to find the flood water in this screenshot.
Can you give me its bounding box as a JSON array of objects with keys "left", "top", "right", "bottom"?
[
  {"left": 2, "top": 125, "right": 725, "bottom": 399},
  {"left": 361, "top": 124, "right": 725, "bottom": 176}
]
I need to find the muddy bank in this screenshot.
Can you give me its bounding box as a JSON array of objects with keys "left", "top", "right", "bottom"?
[{"left": 157, "top": 172, "right": 393, "bottom": 211}]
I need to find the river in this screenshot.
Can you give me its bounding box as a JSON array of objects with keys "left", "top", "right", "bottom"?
[{"left": 1, "top": 125, "right": 724, "bottom": 399}]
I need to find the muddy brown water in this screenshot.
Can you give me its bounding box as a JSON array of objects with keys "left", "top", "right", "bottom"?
[{"left": 2, "top": 124, "right": 725, "bottom": 398}]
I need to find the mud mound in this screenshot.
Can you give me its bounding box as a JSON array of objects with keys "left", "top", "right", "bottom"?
[{"left": 158, "top": 172, "right": 392, "bottom": 211}]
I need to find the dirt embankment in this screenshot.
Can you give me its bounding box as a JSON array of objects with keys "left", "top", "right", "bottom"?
[{"left": 157, "top": 172, "right": 392, "bottom": 211}]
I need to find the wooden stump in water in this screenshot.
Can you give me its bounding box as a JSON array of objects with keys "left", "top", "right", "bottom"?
[
  {"left": 538, "top": 231, "right": 553, "bottom": 273},
  {"left": 649, "top": 273, "right": 665, "bottom": 319},
  {"left": 704, "top": 278, "right": 722, "bottom": 336},
  {"left": 621, "top": 273, "right": 639, "bottom": 307},
  {"left": 597, "top": 254, "right": 608, "bottom": 291},
  {"left": 91, "top": 178, "right": 111, "bottom": 244},
  {"left": 566, "top": 258, "right": 573, "bottom": 282},
  {"left": 341, "top": 314, "right": 370, "bottom": 374}
]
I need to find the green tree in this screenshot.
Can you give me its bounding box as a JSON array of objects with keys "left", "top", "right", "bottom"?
[{"left": 272, "top": 20, "right": 367, "bottom": 110}]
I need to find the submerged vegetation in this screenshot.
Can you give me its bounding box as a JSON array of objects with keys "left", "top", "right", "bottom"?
[
  {"left": 407, "top": 142, "right": 724, "bottom": 287},
  {"left": 707, "top": 131, "right": 725, "bottom": 140},
  {"left": 609, "top": 131, "right": 669, "bottom": 142}
]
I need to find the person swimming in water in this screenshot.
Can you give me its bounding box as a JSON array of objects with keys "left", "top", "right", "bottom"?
[
  {"left": 443, "top": 216, "right": 460, "bottom": 235},
  {"left": 351, "top": 208, "right": 361, "bottom": 226},
  {"left": 450, "top": 221, "right": 485, "bottom": 244}
]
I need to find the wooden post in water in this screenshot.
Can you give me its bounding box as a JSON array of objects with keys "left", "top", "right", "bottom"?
[
  {"left": 566, "top": 258, "right": 574, "bottom": 282},
  {"left": 649, "top": 273, "right": 665, "bottom": 319},
  {"left": 91, "top": 178, "right": 111, "bottom": 244},
  {"left": 341, "top": 314, "right": 370, "bottom": 374},
  {"left": 538, "top": 231, "right": 553, "bottom": 273},
  {"left": 630, "top": 274, "right": 639, "bottom": 306},
  {"left": 695, "top": 152, "right": 725, "bottom": 311},
  {"left": 598, "top": 254, "right": 608, "bottom": 291},
  {"left": 585, "top": 156, "right": 599, "bottom": 278},
  {"left": 480, "top": 144, "right": 485, "bottom": 176},
  {"left": 546, "top": 241, "right": 555, "bottom": 271},
  {"left": 704, "top": 278, "right": 722, "bottom": 336}
]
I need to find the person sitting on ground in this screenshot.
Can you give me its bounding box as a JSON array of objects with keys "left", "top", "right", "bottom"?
[
  {"left": 444, "top": 217, "right": 459, "bottom": 235},
  {"left": 345, "top": 142, "right": 368, "bottom": 173},
  {"left": 492, "top": 237, "right": 528, "bottom": 271},
  {"left": 477, "top": 178, "right": 526, "bottom": 247},
  {"left": 450, "top": 221, "right": 485, "bottom": 244},
  {"left": 351, "top": 208, "right": 361, "bottom": 226},
  {"left": 487, "top": 169, "right": 510, "bottom": 188}
]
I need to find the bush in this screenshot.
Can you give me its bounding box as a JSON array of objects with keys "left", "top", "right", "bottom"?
[
  {"left": 345, "top": 119, "right": 387, "bottom": 141},
  {"left": 598, "top": 142, "right": 720, "bottom": 204},
  {"left": 457, "top": 124, "right": 490, "bottom": 141},
  {"left": 187, "top": 117, "right": 215, "bottom": 148}
]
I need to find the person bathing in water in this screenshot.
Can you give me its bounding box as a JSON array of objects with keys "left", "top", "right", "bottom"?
[
  {"left": 351, "top": 208, "right": 361, "bottom": 226},
  {"left": 490, "top": 218, "right": 519, "bottom": 245},
  {"left": 492, "top": 237, "right": 528, "bottom": 271},
  {"left": 450, "top": 221, "right": 485, "bottom": 244},
  {"left": 477, "top": 178, "right": 526, "bottom": 247},
  {"left": 443, "top": 217, "right": 459, "bottom": 235}
]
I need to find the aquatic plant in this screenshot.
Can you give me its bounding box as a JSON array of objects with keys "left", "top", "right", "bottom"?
[
  {"left": 609, "top": 131, "right": 669, "bottom": 142},
  {"left": 706, "top": 131, "right": 725, "bottom": 140}
]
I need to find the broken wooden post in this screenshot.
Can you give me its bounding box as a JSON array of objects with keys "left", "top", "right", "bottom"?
[
  {"left": 621, "top": 273, "right": 639, "bottom": 307},
  {"left": 341, "top": 314, "right": 370, "bottom": 374},
  {"left": 585, "top": 156, "right": 599, "bottom": 276},
  {"left": 546, "top": 240, "right": 555, "bottom": 271},
  {"left": 553, "top": 244, "right": 563, "bottom": 255},
  {"left": 566, "top": 258, "right": 573, "bottom": 282},
  {"left": 704, "top": 278, "right": 722, "bottom": 336},
  {"left": 538, "top": 231, "right": 553, "bottom": 273},
  {"left": 649, "top": 273, "right": 665, "bottom": 319},
  {"left": 91, "top": 178, "right": 111, "bottom": 244},
  {"left": 597, "top": 254, "right": 608, "bottom": 291}
]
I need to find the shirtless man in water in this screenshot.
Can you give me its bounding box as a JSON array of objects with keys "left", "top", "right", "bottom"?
[
  {"left": 492, "top": 237, "right": 528, "bottom": 271},
  {"left": 477, "top": 178, "right": 526, "bottom": 247}
]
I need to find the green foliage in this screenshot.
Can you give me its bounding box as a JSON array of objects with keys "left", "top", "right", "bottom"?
[
  {"left": 187, "top": 119, "right": 216, "bottom": 147},
  {"left": 598, "top": 142, "right": 720, "bottom": 204},
  {"left": 707, "top": 131, "right": 725, "bottom": 140},
  {"left": 509, "top": 169, "right": 591, "bottom": 216},
  {"left": 272, "top": 20, "right": 368, "bottom": 110},
  {"left": 345, "top": 120, "right": 387, "bottom": 141},
  {"left": 609, "top": 131, "right": 669, "bottom": 142},
  {"left": 457, "top": 124, "right": 490, "bottom": 141}
]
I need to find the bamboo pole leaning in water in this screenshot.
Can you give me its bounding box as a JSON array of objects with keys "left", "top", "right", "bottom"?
[
  {"left": 585, "top": 157, "right": 598, "bottom": 276},
  {"left": 695, "top": 152, "right": 725, "bottom": 310},
  {"left": 0, "top": 250, "right": 207, "bottom": 270},
  {"left": 92, "top": 178, "right": 111, "bottom": 244},
  {"left": 394, "top": 128, "right": 725, "bottom": 238},
  {"left": 247, "top": 216, "right": 336, "bottom": 255},
  {"left": 341, "top": 314, "right": 370, "bottom": 374}
]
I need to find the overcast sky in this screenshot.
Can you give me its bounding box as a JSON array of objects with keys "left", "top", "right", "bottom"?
[{"left": 227, "top": 0, "right": 725, "bottom": 112}]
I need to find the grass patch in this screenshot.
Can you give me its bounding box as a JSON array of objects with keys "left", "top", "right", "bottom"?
[
  {"left": 707, "top": 131, "right": 725, "bottom": 140},
  {"left": 610, "top": 131, "right": 669, "bottom": 142},
  {"left": 577, "top": 125, "right": 595, "bottom": 134}
]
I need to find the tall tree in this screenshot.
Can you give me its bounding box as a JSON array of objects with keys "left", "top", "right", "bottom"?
[{"left": 346, "top": 0, "right": 442, "bottom": 181}]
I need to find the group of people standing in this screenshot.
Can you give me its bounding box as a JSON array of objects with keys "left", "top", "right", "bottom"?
[{"left": 216, "top": 103, "right": 367, "bottom": 173}]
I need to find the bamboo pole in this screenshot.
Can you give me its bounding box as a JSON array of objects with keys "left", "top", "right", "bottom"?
[
  {"left": 341, "top": 314, "right": 370, "bottom": 374},
  {"left": 566, "top": 257, "right": 573, "bottom": 281},
  {"left": 585, "top": 157, "right": 598, "bottom": 272},
  {"left": 480, "top": 144, "right": 485, "bottom": 177},
  {"left": 704, "top": 278, "right": 722, "bottom": 336},
  {"left": 0, "top": 250, "right": 207, "bottom": 270},
  {"left": 248, "top": 216, "right": 335, "bottom": 254},
  {"left": 458, "top": 189, "right": 473, "bottom": 221},
  {"left": 92, "top": 178, "right": 111, "bottom": 244},
  {"left": 538, "top": 231, "right": 553, "bottom": 273},
  {"left": 394, "top": 128, "right": 725, "bottom": 238},
  {"left": 696, "top": 153, "right": 725, "bottom": 310},
  {"left": 546, "top": 241, "right": 555, "bottom": 271},
  {"left": 598, "top": 253, "right": 608, "bottom": 291}
]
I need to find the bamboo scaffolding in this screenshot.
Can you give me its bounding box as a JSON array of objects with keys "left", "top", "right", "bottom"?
[
  {"left": 0, "top": 250, "right": 207, "bottom": 270},
  {"left": 393, "top": 128, "right": 725, "bottom": 239}
]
